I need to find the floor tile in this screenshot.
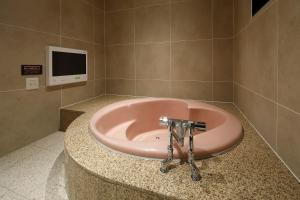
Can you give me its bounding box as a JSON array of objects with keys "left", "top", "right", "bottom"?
[
  {"left": 0, "top": 149, "right": 61, "bottom": 199},
  {"left": 29, "top": 152, "right": 67, "bottom": 200},
  {"left": 32, "top": 132, "right": 65, "bottom": 155},
  {"left": 0, "top": 186, "right": 28, "bottom": 200},
  {"left": 0, "top": 144, "right": 43, "bottom": 172},
  {"left": 0, "top": 132, "right": 68, "bottom": 200}
]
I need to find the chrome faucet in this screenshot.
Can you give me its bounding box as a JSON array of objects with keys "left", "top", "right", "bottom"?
[{"left": 159, "top": 116, "right": 206, "bottom": 181}]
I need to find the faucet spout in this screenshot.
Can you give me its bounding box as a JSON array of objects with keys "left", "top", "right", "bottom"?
[{"left": 159, "top": 116, "right": 206, "bottom": 181}]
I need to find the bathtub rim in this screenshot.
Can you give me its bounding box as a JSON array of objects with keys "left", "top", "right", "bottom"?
[{"left": 89, "top": 97, "right": 244, "bottom": 159}]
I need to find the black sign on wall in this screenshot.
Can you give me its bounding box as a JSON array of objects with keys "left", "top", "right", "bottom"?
[
  {"left": 252, "top": 0, "right": 270, "bottom": 16},
  {"left": 21, "top": 65, "right": 43, "bottom": 75}
]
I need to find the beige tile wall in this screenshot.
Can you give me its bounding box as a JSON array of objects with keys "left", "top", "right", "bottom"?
[
  {"left": 105, "top": 0, "right": 234, "bottom": 101},
  {"left": 0, "top": 0, "right": 105, "bottom": 156},
  {"left": 234, "top": 0, "right": 300, "bottom": 179}
]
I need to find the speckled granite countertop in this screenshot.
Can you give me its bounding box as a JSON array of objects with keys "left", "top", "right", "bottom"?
[{"left": 64, "top": 95, "right": 300, "bottom": 200}]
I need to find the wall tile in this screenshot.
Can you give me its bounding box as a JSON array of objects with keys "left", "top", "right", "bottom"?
[
  {"left": 171, "top": 81, "right": 212, "bottom": 100},
  {"left": 105, "top": 0, "right": 134, "bottom": 11},
  {"left": 277, "top": 106, "right": 300, "bottom": 178},
  {"left": 213, "top": 39, "right": 233, "bottom": 81},
  {"left": 234, "top": 0, "right": 300, "bottom": 181},
  {"left": 135, "top": 43, "right": 170, "bottom": 80},
  {"left": 136, "top": 80, "right": 170, "bottom": 97},
  {"left": 61, "top": 81, "right": 95, "bottom": 106},
  {"left": 213, "top": 82, "right": 233, "bottom": 102},
  {"left": 0, "top": 88, "right": 60, "bottom": 156},
  {"left": 62, "top": 0, "right": 93, "bottom": 42},
  {"left": 0, "top": 0, "right": 105, "bottom": 156},
  {"left": 278, "top": 0, "right": 300, "bottom": 113},
  {"left": 95, "top": 8, "right": 105, "bottom": 44},
  {"left": 95, "top": 79, "right": 105, "bottom": 96},
  {"left": 135, "top": 5, "right": 170, "bottom": 43},
  {"left": 105, "top": 0, "right": 233, "bottom": 103},
  {"left": 235, "top": 0, "right": 251, "bottom": 33},
  {"left": 0, "top": 0, "right": 60, "bottom": 34},
  {"left": 0, "top": 25, "right": 59, "bottom": 91},
  {"left": 234, "top": 85, "right": 276, "bottom": 148},
  {"left": 94, "top": 0, "right": 105, "bottom": 10},
  {"left": 134, "top": 0, "right": 170, "bottom": 7},
  {"left": 213, "top": 0, "right": 234, "bottom": 38},
  {"left": 172, "top": 40, "right": 212, "bottom": 81},
  {"left": 106, "top": 45, "right": 134, "bottom": 79},
  {"left": 95, "top": 44, "right": 105, "bottom": 79},
  {"left": 246, "top": 5, "right": 277, "bottom": 100},
  {"left": 171, "top": 0, "right": 212, "bottom": 41},
  {"left": 61, "top": 38, "right": 95, "bottom": 81},
  {"left": 235, "top": 29, "right": 249, "bottom": 85},
  {"left": 106, "top": 10, "right": 134, "bottom": 44},
  {"left": 233, "top": 35, "right": 237, "bottom": 82},
  {"left": 106, "top": 79, "right": 135, "bottom": 95},
  {"left": 236, "top": 21, "right": 277, "bottom": 99},
  {"left": 85, "top": 0, "right": 94, "bottom": 5}
]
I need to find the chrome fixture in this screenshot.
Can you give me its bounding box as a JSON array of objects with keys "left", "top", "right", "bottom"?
[{"left": 159, "top": 117, "right": 206, "bottom": 181}]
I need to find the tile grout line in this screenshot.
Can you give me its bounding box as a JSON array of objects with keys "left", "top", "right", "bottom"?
[
  {"left": 234, "top": 81, "right": 276, "bottom": 104},
  {"left": 275, "top": 0, "right": 279, "bottom": 152},
  {"left": 60, "top": 35, "right": 94, "bottom": 44},
  {"left": 104, "top": 0, "right": 107, "bottom": 95},
  {"left": 60, "top": 94, "right": 106, "bottom": 109},
  {"left": 105, "top": 0, "right": 225, "bottom": 14},
  {"left": 106, "top": 37, "right": 233, "bottom": 47},
  {"left": 0, "top": 22, "right": 97, "bottom": 45},
  {"left": 133, "top": 6, "right": 137, "bottom": 96},
  {"left": 0, "top": 88, "right": 30, "bottom": 93},
  {"left": 106, "top": 2, "right": 171, "bottom": 13},
  {"left": 0, "top": 80, "right": 234, "bottom": 93},
  {"left": 0, "top": 22, "right": 60, "bottom": 37},
  {"left": 275, "top": 0, "right": 280, "bottom": 183},
  {"left": 105, "top": 78, "right": 233, "bottom": 83},
  {"left": 59, "top": 0, "right": 63, "bottom": 108},
  {"left": 211, "top": 0, "right": 214, "bottom": 102},
  {"left": 169, "top": 0, "right": 172, "bottom": 97},
  {"left": 106, "top": 38, "right": 223, "bottom": 47},
  {"left": 234, "top": 81, "right": 300, "bottom": 118},
  {"left": 93, "top": 5, "right": 95, "bottom": 96},
  {"left": 232, "top": 0, "right": 235, "bottom": 103}
]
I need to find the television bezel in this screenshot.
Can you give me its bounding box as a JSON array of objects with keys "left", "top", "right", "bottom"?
[{"left": 46, "top": 46, "right": 88, "bottom": 86}]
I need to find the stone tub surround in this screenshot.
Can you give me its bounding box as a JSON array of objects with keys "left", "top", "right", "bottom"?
[
  {"left": 60, "top": 109, "right": 85, "bottom": 131},
  {"left": 64, "top": 95, "right": 300, "bottom": 200}
]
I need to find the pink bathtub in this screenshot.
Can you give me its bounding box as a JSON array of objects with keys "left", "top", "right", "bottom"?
[{"left": 89, "top": 98, "right": 243, "bottom": 159}]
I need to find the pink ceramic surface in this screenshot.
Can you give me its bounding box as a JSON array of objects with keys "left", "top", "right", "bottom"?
[{"left": 89, "top": 98, "right": 243, "bottom": 159}]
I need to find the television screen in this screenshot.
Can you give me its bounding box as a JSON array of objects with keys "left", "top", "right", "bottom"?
[{"left": 52, "top": 51, "right": 86, "bottom": 76}]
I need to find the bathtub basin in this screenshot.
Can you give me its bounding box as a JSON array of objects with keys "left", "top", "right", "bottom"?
[{"left": 89, "top": 98, "right": 243, "bottom": 159}]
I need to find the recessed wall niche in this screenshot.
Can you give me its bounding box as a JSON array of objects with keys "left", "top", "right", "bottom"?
[{"left": 252, "top": 0, "right": 270, "bottom": 16}]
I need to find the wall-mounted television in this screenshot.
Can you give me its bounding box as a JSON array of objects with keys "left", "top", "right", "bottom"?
[{"left": 46, "top": 46, "right": 88, "bottom": 86}]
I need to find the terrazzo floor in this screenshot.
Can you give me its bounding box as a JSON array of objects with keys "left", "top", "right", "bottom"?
[{"left": 0, "top": 132, "right": 68, "bottom": 200}]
